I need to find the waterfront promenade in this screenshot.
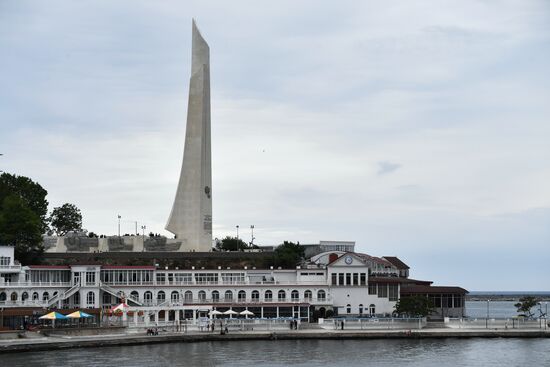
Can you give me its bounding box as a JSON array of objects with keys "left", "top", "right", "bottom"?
[{"left": 1, "top": 327, "right": 549, "bottom": 354}]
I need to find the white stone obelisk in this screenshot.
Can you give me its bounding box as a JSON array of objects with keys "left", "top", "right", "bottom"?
[{"left": 166, "top": 20, "right": 212, "bottom": 251}]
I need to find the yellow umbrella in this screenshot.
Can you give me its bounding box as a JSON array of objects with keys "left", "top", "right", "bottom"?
[{"left": 39, "top": 312, "right": 68, "bottom": 320}]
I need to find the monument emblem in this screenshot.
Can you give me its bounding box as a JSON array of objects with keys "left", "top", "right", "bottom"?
[{"left": 165, "top": 20, "right": 212, "bottom": 251}]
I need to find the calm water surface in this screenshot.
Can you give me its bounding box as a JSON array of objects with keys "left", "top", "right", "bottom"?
[{"left": 4, "top": 339, "right": 550, "bottom": 366}]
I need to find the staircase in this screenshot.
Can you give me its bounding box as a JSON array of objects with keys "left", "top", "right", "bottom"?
[
  {"left": 99, "top": 282, "right": 143, "bottom": 306},
  {"left": 46, "top": 284, "right": 80, "bottom": 307},
  {"left": 424, "top": 321, "right": 448, "bottom": 329}
]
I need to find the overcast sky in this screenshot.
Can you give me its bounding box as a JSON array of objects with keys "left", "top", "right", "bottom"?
[{"left": 1, "top": 1, "right": 549, "bottom": 291}]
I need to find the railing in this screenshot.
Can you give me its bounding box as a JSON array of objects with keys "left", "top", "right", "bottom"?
[
  {"left": 100, "top": 280, "right": 329, "bottom": 286},
  {"left": 133, "top": 296, "right": 331, "bottom": 307},
  {"left": 0, "top": 281, "right": 72, "bottom": 287},
  {"left": 0, "top": 300, "right": 47, "bottom": 307},
  {"left": 0, "top": 265, "right": 22, "bottom": 271},
  {"left": 319, "top": 317, "right": 427, "bottom": 330},
  {"left": 446, "top": 317, "right": 548, "bottom": 330}
]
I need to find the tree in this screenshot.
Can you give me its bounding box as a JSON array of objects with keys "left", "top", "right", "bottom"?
[
  {"left": 49, "top": 203, "right": 83, "bottom": 236},
  {"left": 0, "top": 195, "right": 44, "bottom": 264},
  {"left": 514, "top": 296, "right": 539, "bottom": 318},
  {"left": 274, "top": 241, "right": 304, "bottom": 268},
  {"left": 0, "top": 173, "right": 48, "bottom": 232},
  {"left": 216, "top": 236, "right": 248, "bottom": 251},
  {"left": 394, "top": 295, "right": 435, "bottom": 317}
]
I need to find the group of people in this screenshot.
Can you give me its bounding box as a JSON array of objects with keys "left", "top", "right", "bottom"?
[
  {"left": 289, "top": 319, "right": 299, "bottom": 330},
  {"left": 146, "top": 327, "right": 159, "bottom": 336},
  {"left": 334, "top": 319, "right": 345, "bottom": 330}
]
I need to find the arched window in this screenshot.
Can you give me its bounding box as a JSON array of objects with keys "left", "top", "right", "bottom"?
[
  {"left": 157, "top": 291, "right": 166, "bottom": 302},
  {"left": 0, "top": 292, "right": 6, "bottom": 301},
  {"left": 265, "top": 290, "right": 273, "bottom": 301},
  {"left": 346, "top": 304, "right": 351, "bottom": 314},
  {"left": 251, "top": 290, "right": 260, "bottom": 302},
  {"left": 42, "top": 292, "right": 49, "bottom": 301},
  {"left": 369, "top": 304, "right": 376, "bottom": 315},
  {"left": 359, "top": 304, "right": 364, "bottom": 315},
  {"left": 291, "top": 290, "right": 299, "bottom": 302},
  {"left": 53, "top": 291, "right": 58, "bottom": 299},
  {"left": 73, "top": 292, "right": 80, "bottom": 305},
  {"left": 212, "top": 290, "right": 220, "bottom": 302},
  {"left": 317, "top": 290, "right": 326, "bottom": 301},
  {"left": 130, "top": 291, "right": 140, "bottom": 302},
  {"left": 144, "top": 291, "right": 153, "bottom": 305},
  {"left": 225, "top": 290, "right": 233, "bottom": 302},
  {"left": 304, "top": 290, "right": 312, "bottom": 301},
  {"left": 171, "top": 291, "right": 179, "bottom": 303},
  {"left": 198, "top": 290, "right": 206, "bottom": 302},
  {"left": 32, "top": 292, "right": 39, "bottom": 301},
  {"left": 10, "top": 292, "right": 17, "bottom": 302},
  {"left": 22, "top": 292, "right": 29, "bottom": 302},
  {"left": 86, "top": 291, "right": 95, "bottom": 306},
  {"left": 238, "top": 290, "right": 246, "bottom": 302},
  {"left": 184, "top": 291, "right": 193, "bottom": 302},
  {"left": 278, "top": 290, "right": 286, "bottom": 301}
]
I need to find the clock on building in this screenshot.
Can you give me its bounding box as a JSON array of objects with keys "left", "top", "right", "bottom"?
[{"left": 344, "top": 255, "right": 353, "bottom": 265}]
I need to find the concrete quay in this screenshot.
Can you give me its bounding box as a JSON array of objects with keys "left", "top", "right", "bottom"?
[{"left": 0, "top": 328, "right": 549, "bottom": 354}]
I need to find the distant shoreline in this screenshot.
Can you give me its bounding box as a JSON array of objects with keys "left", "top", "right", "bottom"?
[{"left": 466, "top": 293, "right": 550, "bottom": 301}]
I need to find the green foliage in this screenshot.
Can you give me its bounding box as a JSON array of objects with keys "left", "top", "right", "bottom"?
[
  {"left": 274, "top": 241, "right": 304, "bottom": 268},
  {"left": 216, "top": 236, "right": 249, "bottom": 251},
  {"left": 0, "top": 195, "right": 44, "bottom": 264},
  {"left": 49, "top": 203, "right": 82, "bottom": 235},
  {"left": 395, "top": 295, "right": 435, "bottom": 317},
  {"left": 0, "top": 173, "right": 48, "bottom": 232},
  {"left": 514, "top": 296, "right": 539, "bottom": 318}
]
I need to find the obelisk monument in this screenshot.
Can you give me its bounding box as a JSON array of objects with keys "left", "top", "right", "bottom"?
[{"left": 166, "top": 20, "right": 212, "bottom": 251}]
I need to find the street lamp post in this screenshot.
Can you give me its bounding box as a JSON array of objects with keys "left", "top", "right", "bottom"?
[
  {"left": 117, "top": 215, "right": 121, "bottom": 237},
  {"left": 141, "top": 225, "right": 146, "bottom": 252},
  {"left": 236, "top": 225, "right": 239, "bottom": 240},
  {"left": 250, "top": 225, "right": 255, "bottom": 246},
  {"left": 486, "top": 299, "right": 490, "bottom": 329}
]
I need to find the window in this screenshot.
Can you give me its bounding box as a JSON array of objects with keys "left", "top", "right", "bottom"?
[
  {"left": 73, "top": 292, "right": 80, "bottom": 305},
  {"left": 157, "top": 291, "right": 166, "bottom": 302},
  {"left": 194, "top": 273, "right": 218, "bottom": 284},
  {"left": 43, "top": 292, "right": 49, "bottom": 301},
  {"left": 103, "top": 292, "right": 111, "bottom": 305},
  {"left": 22, "top": 292, "right": 29, "bottom": 302},
  {"left": 346, "top": 304, "right": 351, "bottom": 314},
  {"left": 338, "top": 273, "right": 344, "bottom": 286},
  {"left": 156, "top": 273, "right": 166, "bottom": 284},
  {"left": 221, "top": 273, "right": 245, "bottom": 284},
  {"left": 198, "top": 290, "right": 206, "bottom": 302},
  {"left": 251, "top": 290, "right": 259, "bottom": 301},
  {"left": 85, "top": 271, "right": 96, "bottom": 285},
  {"left": 346, "top": 273, "right": 351, "bottom": 285},
  {"left": 388, "top": 284, "right": 398, "bottom": 302},
  {"left": 368, "top": 283, "right": 377, "bottom": 295},
  {"left": 359, "top": 304, "right": 364, "bottom": 315},
  {"left": 360, "top": 273, "right": 366, "bottom": 286},
  {"left": 331, "top": 273, "right": 337, "bottom": 285},
  {"left": 0, "top": 292, "right": 5, "bottom": 301},
  {"left": 353, "top": 273, "right": 358, "bottom": 286},
  {"left": 86, "top": 291, "right": 95, "bottom": 305},
  {"left": 304, "top": 290, "right": 312, "bottom": 301},
  {"left": 238, "top": 290, "right": 246, "bottom": 302},
  {"left": 265, "top": 290, "right": 272, "bottom": 301},
  {"left": 291, "top": 290, "right": 299, "bottom": 302},
  {"left": 278, "top": 290, "right": 286, "bottom": 302},
  {"left": 130, "top": 291, "right": 140, "bottom": 302},
  {"left": 184, "top": 291, "right": 193, "bottom": 302},
  {"left": 10, "top": 292, "right": 17, "bottom": 301},
  {"left": 317, "top": 290, "right": 326, "bottom": 301},
  {"left": 32, "top": 292, "right": 39, "bottom": 301},
  {"left": 212, "top": 291, "right": 220, "bottom": 302},
  {"left": 171, "top": 291, "right": 179, "bottom": 303},
  {"left": 0, "top": 256, "right": 10, "bottom": 266},
  {"left": 369, "top": 304, "right": 376, "bottom": 315},
  {"left": 174, "top": 273, "right": 192, "bottom": 284},
  {"left": 144, "top": 291, "right": 153, "bottom": 304},
  {"left": 225, "top": 290, "right": 233, "bottom": 302},
  {"left": 378, "top": 283, "right": 388, "bottom": 298}
]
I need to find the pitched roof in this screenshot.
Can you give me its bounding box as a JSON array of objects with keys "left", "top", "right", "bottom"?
[
  {"left": 382, "top": 256, "right": 410, "bottom": 269},
  {"left": 400, "top": 285, "right": 468, "bottom": 295}
]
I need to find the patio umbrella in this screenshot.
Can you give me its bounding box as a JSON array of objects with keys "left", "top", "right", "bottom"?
[
  {"left": 223, "top": 309, "right": 238, "bottom": 318},
  {"left": 112, "top": 303, "right": 129, "bottom": 312},
  {"left": 210, "top": 310, "right": 223, "bottom": 317},
  {"left": 67, "top": 311, "right": 93, "bottom": 318},
  {"left": 240, "top": 310, "right": 254, "bottom": 319},
  {"left": 39, "top": 312, "right": 68, "bottom": 320}
]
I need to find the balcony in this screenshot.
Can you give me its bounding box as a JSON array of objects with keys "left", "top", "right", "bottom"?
[
  {"left": 132, "top": 296, "right": 332, "bottom": 307},
  {"left": 0, "top": 281, "right": 72, "bottom": 288},
  {"left": 0, "top": 264, "right": 22, "bottom": 273}
]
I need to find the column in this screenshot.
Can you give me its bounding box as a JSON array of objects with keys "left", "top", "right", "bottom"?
[{"left": 154, "top": 311, "right": 159, "bottom": 325}]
